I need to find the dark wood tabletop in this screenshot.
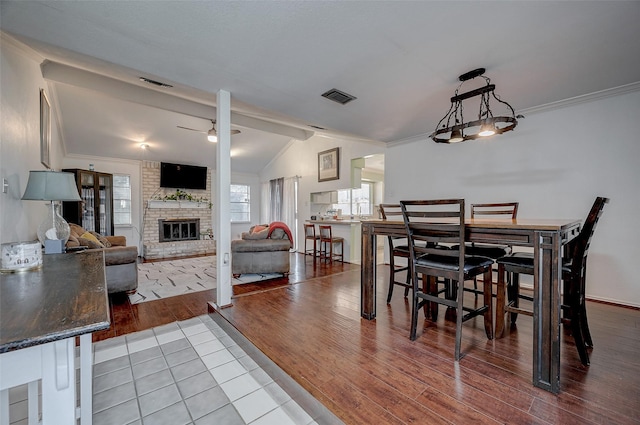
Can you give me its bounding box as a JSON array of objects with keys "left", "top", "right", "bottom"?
[{"left": 0, "top": 250, "right": 110, "bottom": 353}]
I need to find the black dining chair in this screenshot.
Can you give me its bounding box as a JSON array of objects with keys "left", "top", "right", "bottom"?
[
  {"left": 400, "top": 199, "right": 495, "bottom": 360},
  {"left": 379, "top": 204, "right": 412, "bottom": 303},
  {"left": 495, "top": 197, "right": 609, "bottom": 366},
  {"left": 451, "top": 202, "right": 519, "bottom": 299}
]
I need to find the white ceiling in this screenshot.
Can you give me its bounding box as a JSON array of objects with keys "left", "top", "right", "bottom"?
[{"left": 2, "top": 1, "right": 640, "bottom": 172}]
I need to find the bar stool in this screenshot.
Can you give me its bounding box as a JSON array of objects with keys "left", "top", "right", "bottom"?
[
  {"left": 304, "top": 223, "right": 320, "bottom": 261},
  {"left": 319, "top": 225, "right": 344, "bottom": 263}
]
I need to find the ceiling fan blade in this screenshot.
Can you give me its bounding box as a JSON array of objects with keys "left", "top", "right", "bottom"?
[
  {"left": 177, "top": 124, "right": 241, "bottom": 136},
  {"left": 177, "top": 125, "right": 207, "bottom": 134}
]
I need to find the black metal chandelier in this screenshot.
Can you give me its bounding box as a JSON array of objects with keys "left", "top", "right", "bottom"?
[{"left": 430, "top": 68, "right": 521, "bottom": 144}]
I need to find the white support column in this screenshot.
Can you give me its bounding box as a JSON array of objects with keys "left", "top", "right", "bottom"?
[{"left": 216, "top": 89, "right": 232, "bottom": 307}]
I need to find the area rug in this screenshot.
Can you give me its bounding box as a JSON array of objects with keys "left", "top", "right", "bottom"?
[{"left": 129, "top": 256, "right": 284, "bottom": 304}]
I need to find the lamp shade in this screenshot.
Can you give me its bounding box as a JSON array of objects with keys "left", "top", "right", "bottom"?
[{"left": 22, "top": 171, "right": 81, "bottom": 201}]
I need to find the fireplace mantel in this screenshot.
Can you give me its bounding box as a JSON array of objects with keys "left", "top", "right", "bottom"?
[{"left": 148, "top": 200, "right": 210, "bottom": 209}]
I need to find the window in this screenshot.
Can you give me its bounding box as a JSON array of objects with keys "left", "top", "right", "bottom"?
[
  {"left": 352, "top": 183, "right": 372, "bottom": 216},
  {"left": 113, "top": 174, "right": 131, "bottom": 226},
  {"left": 230, "top": 184, "right": 250, "bottom": 222},
  {"left": 333, "top": 182, "right": 373, "bottom": 216}
]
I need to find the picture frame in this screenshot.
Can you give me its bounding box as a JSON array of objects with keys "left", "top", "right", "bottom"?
[
  {"left": 40, "top": 89, "right": 51, "bottom": 169},
  {"left": 318, "top": 147, "right": 340, "bottom": 182}
]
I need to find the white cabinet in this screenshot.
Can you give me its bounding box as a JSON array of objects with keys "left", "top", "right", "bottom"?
[{"left": 311, "top": 191, "right": 337, "bottom": 204}]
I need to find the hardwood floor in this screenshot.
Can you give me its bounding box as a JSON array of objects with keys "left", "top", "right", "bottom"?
[{"left": 95, "top": 253, "right": 640, "bottom": 424}]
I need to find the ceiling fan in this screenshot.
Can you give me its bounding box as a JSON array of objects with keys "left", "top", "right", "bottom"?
[{"left": 177, "top": 120, "right": 241, "bottom": 142}]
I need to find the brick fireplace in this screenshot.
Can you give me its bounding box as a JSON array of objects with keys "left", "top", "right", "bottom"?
[{"left": 142, "top": 161, "right": 215, "bottom": 260}]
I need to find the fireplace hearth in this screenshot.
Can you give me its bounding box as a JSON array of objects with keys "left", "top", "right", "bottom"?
[{"left": 159, "top": 218, "right": 200, "bottom": 242}]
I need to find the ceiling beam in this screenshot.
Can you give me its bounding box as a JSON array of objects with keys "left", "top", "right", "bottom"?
[{"left": 40, "top": 61, "right": 314, "bottom": 141}]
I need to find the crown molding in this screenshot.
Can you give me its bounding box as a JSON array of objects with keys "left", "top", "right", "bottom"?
[
  {"left": 0, "top": 31, "right": 44, "bottom": 62},
  {"left": 387, "top": 81, "right": 640, "bottom": 147},
  {"left": 518, "top": 81, "right": 640, "bottom": 116}
]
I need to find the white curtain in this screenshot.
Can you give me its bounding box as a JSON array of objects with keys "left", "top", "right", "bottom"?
[
  {"left": 260, "top": 176, "right": 298, "bottom": 251},
  {"left": 260, "top": 181, "right": 271, "bottom": 224},
  {"left": 282, "top": 177, "right": 297, "bottom": 250}
]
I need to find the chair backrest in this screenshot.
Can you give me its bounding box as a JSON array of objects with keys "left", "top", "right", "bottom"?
[
  {"left": 470, "top": 202, "right": 519, "bottom": 219},
  {"left": 569, "top": 197, "right": 609, "bottom": 279},
  {"left": 304, "top": 223, "right": 316, "bottom": 239},
  {"left": 379, "top": 203, "right": 403, "bottom": 221},
  {"left": 319, "top": 225, "right": 333, "bottom": 241},
  {"left": 400, "top": 199, "right": 465, "bottom": 281},
  {"left": 379, "top": 204, "right": 406, "bottom": 250}
]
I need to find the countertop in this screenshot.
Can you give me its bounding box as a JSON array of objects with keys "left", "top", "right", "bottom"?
[
  {"left": 0, "top": 250, "right": 110, "bottom": 353},
  {"left": 306, "top": 219, "right": 363, "bottom": 225}
]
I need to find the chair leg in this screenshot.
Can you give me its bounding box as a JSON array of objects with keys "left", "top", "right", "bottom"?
[
  {"left": 508, "top": 272, "right": 520, "bottom": 325},
  {"left": 404, "top": 266, "right": 411, "bottom": 297},
  {"left": 313, "top": 239, "right": 317, "bottom": 263},
  {"left": 473, "top": 276, "right": 479, "bottom": 300},
  {"left": 496, "top": 263, "right": 507, "bottom": 338},
  {"left": 386, "top": 255, "right": 396, "bottom": 303},
  {"left": 570, "top": 303, "right": 590, "bottom": 366},
  {"left": 581, "top": 303, "right": 593, "bottom": 347},
  {"left": 454, "top": 279, "right": 464, "bottom": 361},
  {"left": 579, "top": 275, "right": 593, "bottom": 347},
  {"left": 409, "top": 274, "right": 420, "bottom": 341},
  {"left": 483, "top": 268, "right": 493, "bottom": 340}
]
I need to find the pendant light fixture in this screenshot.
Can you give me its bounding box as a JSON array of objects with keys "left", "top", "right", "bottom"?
[
  {"left": 207, "top": 123, "right": 218, "bottom": 143},
  {"left": 430, "top": 68, "right": 522, "bottom": 144}
]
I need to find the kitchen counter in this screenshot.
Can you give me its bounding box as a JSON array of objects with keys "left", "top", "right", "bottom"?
[
  {"left": 306, "top": 219, "right": 362, "bottom": 225},
  {"left": 305, "top": 219, "right": 370, "bottom": 263}
]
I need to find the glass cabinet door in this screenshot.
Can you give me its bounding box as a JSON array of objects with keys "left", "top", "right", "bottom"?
[
  {"left": 98, "top": 174, "right": 113, "bottom": 235},
  {"left": 62, "top": 169, "right": 115, "bottom": 236},
  {"left": 79, "top": 171, "right": 95, "bottom": 231}
]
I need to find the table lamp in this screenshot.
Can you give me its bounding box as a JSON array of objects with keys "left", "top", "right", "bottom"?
[{"left": 22, "top": 170, "right": 81, "bottom": 253}]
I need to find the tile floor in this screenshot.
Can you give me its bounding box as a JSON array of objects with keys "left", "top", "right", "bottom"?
[{"left": 7, "top": 313, "right": 342, "bottom": 425}]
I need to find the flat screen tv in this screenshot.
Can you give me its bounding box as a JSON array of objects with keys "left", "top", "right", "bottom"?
[{"left": 160, "top": 162, "right": 207, "bottom": 190}]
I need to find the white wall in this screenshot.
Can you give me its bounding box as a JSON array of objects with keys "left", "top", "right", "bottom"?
[
  {"left": 0, "top": 37, "right": 65, "bottom": 245},
  {"left": 386, "top": 89, "right": 640, "bottom": 307},
  {"left": 260, "top": 135, "right": 385, "bottom": 252}
]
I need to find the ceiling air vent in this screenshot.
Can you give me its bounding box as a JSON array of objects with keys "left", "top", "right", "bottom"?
[
  {"left": 321, "top": 88, "right": 357, "bottom": 105},
  {"left": 139, "top": 77, "right": 173, "bottom": 88}
]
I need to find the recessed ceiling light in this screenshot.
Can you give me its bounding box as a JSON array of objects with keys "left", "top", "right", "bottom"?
[
  {"left": 139, "top": 77, "right": 173, "bottom": 88},
  {"left": 140, "top": 143, "right": 149, "bottom": 149}
]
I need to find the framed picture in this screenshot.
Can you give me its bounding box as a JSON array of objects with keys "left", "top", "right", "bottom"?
[
  {"left": 318, "top": 147, "right": 340, "bottom": 182},
  {"left": 40, "top": 89, "right": 51, "bottom": 169}
]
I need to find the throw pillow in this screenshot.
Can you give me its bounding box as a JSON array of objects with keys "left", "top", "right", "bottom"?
[
  {"left": 80, "top": 231, "right": 105, "bottom": 248},
  {"left": 90, "top": 231, "right": 112, "bottom": 248},
  {"left": 251, "top": 224, "right": 268, "bottom": 234},
  {"left": 67, "top": 234, "right": 79, "bottom": 247},
  {"left": 243, "top": 227, "right": 269, "bottom": 240},
  {"left": 77, "top": 237, "right": 103, "bottom": 249},
  {"left": 270, "top": 228, "right": 285, "bottom": 239},
  {"left": 69, "top": 223, "right": 87, "bottom": 239}
]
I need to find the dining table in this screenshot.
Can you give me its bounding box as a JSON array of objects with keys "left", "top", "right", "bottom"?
[{"left": 360, "top": 217, "right": 581, "bottom": 394}]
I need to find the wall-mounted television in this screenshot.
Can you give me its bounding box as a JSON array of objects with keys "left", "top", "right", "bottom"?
[{"left": 160, "top": 162, "right": 207, "bottom": 190}]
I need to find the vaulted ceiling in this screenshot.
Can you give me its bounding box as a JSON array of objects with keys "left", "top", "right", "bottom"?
[{"left": 2, "top": 1, "right": 639, "bottom": 172}]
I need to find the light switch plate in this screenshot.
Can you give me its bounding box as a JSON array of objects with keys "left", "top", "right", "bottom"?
[{"left": 2, "top": 178, "right": 8, "bottom": 193}]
